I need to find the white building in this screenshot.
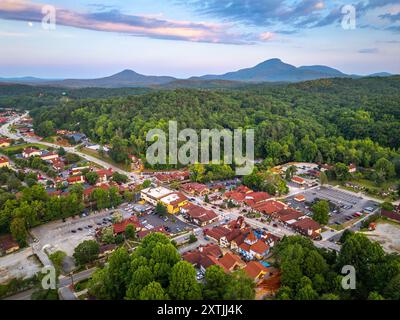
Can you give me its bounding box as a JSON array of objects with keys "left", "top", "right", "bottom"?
[{"left": 141, "top": 186, "right": 173, "bottom": 206}]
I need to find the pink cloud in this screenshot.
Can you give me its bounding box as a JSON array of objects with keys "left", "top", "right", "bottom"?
[{"left": 0, "top": 0, "right": 259, "bottom": 44}]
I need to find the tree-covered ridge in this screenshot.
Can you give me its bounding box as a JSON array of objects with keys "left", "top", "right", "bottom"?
[{"left": 28, "top": 77, "right": 400, "bottom": 173}]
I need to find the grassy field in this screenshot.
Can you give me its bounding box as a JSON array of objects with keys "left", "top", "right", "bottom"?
[
  {"left": 0, "top": 143, "right": 50, "bottom": 153},
  {"left": 329, "top": 178, "right": 399, "bottom": 202},
  {"left": 79, "top": 147, "right": 131, "bottom": 172}
]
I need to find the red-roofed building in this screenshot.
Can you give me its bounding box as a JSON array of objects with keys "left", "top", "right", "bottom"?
[
  {"left": 67, "top": 175, "right": 85, "bottom": 184},
  {"left": 204, "top": 225, "right": 231, "bottom": 242},
  {"left": 291, "top": 176, "right": 305, "bottom": 186},
  {"left": 40, "top": 152, "right": 59, "bottom": 161},
  {"left": 113, "top": 216, "right": 141, "bottom": 235},
  {"left": 252, "top": 200, "right": 287, "bottom": 217},
  {"left": 239, "top": 236, "right": 270, "bottom": 260},
  {"left": 218, "top": 252, "right": 246, "bottom": 272},
  {"left": 180, "top": 182, "right": 209, "bottom": 196},
  {"left": 294, "top": 194, "right": 306, "bottom": 202},
  {"left": 22, "top": 147, "right": 41, "bottom": 158},
  {"left": 96, "top": 168, "right": 113, "bottom": 183},
  {"left": 0, "top": 234, "right": 20, "bottom": 255},
  {"left": 0, "top": 138, "right": 11, "bottom": 148},
  {"left": 0, "top": 156, "right": 10, "bottom": 168},
  {"left": 291, "top": 218, "right": 322, "bottom": 239},
  {"left": 244, "top": 261, "right": 268, "bottom": 282},
  {"left": 181, "top": 203, "right": 219, "bottom": 226},
  {"left": 137, "top": 226, "right": 169, "bottom": 240}
]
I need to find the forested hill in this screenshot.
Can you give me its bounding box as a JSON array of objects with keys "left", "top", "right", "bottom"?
[{"left": 27, "top": 76, "right": 400, "bottom": 174}]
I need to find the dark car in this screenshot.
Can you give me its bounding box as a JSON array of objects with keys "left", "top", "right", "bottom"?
[
  {"left": 78, "top": 227, "right": 83, "bottom": 231},
  {"left": 71, "top": 230, "right": 76, "bottom": 233}
]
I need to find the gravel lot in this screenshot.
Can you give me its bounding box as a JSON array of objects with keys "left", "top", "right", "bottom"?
[
  {"left": 0, "top": 248, "right": 42, "bottom": 284},
  {"left": 364, "top": 222, "right": 400, "bottom": 254}
]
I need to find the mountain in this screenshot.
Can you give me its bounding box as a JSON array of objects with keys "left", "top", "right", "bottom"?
[
  {"left": 368, "top": 72, "right": 393, "bottom": 77},
  {"left": 0, "top": 59, "right": 395, "bottom": 88},
  {"left": 191, "top": 58, "right": 351, "bottom": 82},
  {"left": 0, "top": 76, "right": 57, "bottom": 83},
  {"left": 38, "top": 69, "right": 177, "bottom": 88}
]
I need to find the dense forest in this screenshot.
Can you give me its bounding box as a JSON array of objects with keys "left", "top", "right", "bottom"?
[{"left": 3, "top": 77, "right": 400, "bottom": 178}]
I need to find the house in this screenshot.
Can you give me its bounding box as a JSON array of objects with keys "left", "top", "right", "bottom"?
[
  {"left": 98, "top": 244, "right": 117, "bottom": 257},
  {"left": 0, "top": 234, "right": 20, "bottom": 255},
  {"left": 239, "top": 233, "right": 270, "bottom": 260},
  {"left": 348, "top": 163, "right": 357, "bottom": 173},
  {"left": 182, "top": 245, "right": 222, "bottom": 273},
  {"left": 181, "top": 203, "right": 219, "bottom": 226},
  {"left": 243, "top": 261, "right": 268, "bottom": 282},
  {"left": 243, "top": 192, "right": 272, "bottom": 207},
  {"left": 0, "top": 156, "right": 10, "bottom": 168},
  {"left": 159, "top": 192, "right": 188, "bottom": 214},
  {"left": 180, "top": 182, "right": 210, "bottom": 196},
  {"left": 204, "top": 225, "right": 231, "bottom": 242},
  {"left": 0, "top": 138, "right": 11, "bottom": 148},
  {"left": 137, "top": 226, "right": 169, "bottom": 240},
  {"left": 218, "top": 252, "right": 246, "bottom": 272},
  {"left": 154, "top": 171, "right": 189, "bottom": 184},
  {"left": 291, "top": 218, "right": 322, "bottom": 239},
  {"left": 65, "top": 133, "right": 86, "bottom": 144},
  {"left": 291, "top": 176, "right": 306, "bottom": 186},
  {"left": 141, "top": 186, "right": 173, "bottom": 206},
  {"left": 67, "top": 175, "right": 85, "bottom": 184},
  {"left": 40, "top": 152, "right": 59, "bottom": 161},
  {"left": 22, "top": 147, "right": 41, "bottom": 158},
  {"left": 96, "top": 168, "right": 113, "bottom": 183},
  {"left": 294, "top": 194, "right": 306, "bottom": 202},
  {"left": 51, "top": 159, "right": 65, "bottom": 171},
  {"left": 113, "top": 216, "right": 141, "bottom": 235}
]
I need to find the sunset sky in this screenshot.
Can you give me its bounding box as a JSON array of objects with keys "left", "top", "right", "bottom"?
[{"left": 0, "top": 0, "right": 399, "bottom": 78}]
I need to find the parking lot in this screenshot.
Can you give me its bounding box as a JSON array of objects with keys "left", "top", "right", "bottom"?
[
  {"left": 31, "top": 208, "right": 128, "bottom": 256},
  {"left": 120, "top": 203, "right": 192, "bottom": 234},
  {"left": 286, "top": 186, "right": 379, "bottom": 225}
]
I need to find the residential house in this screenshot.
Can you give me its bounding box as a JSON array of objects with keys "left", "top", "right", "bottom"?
[
  {"left": 0, "top": 138, "right": 11, "bottom": 148},
  {"left": 67, "top": 175, "right": 85, "bottom": 185},
  {"left": 0, "top": 235, "right": 20, "bottom": 255},
  {"left": 218, "top": 252, "right": 246, "bottom": 272},
  {"left": 243, "top": 261, "right": 268, "bottom": 282},
  {"left": 0, "top": 156, "right": 10, "bottom": 168},
  {"left": 40, "top": 152, "right": 59, "bottom": 162},
  {"left": 22, "top": 147, "right": 41, "bottom": 158},
  {"left": 239, "top": 232, "right": 270, "bottom": 260},
  {"left": 291, "top": 218, "right": 322, "bottom": 239},
  {"left": 96, "top": 168, "right": 113, "bottom": 183}
]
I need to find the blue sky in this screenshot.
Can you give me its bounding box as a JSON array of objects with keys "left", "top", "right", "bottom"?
[{"left": 0, "top": 0, "right": 399, "bottom": 78}]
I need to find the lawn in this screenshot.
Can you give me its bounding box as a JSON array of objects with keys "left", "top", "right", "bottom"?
[
  {"left": 330, "top": 178, "right": 399, "bottom": 202},
  {"left": 79, "top": 147, "right": 131, "bottom": 172},
  {"left": 0, "top": 143, "right": 50, "bottom": 153}
]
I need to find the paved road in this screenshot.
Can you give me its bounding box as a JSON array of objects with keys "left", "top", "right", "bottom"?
[
  {"left": 0, "top": 113, "right": 139, "bottom": 179},
  {"left": 3, "top": 288, "right": 36, "bottom": 300},
  {"left": 4, "top": 267, "right": 96, "bottom": 300}
]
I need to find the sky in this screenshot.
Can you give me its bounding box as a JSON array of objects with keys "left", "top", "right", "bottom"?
[{"left": 0, "top": 0, "right": 399, "bottom": 78}]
